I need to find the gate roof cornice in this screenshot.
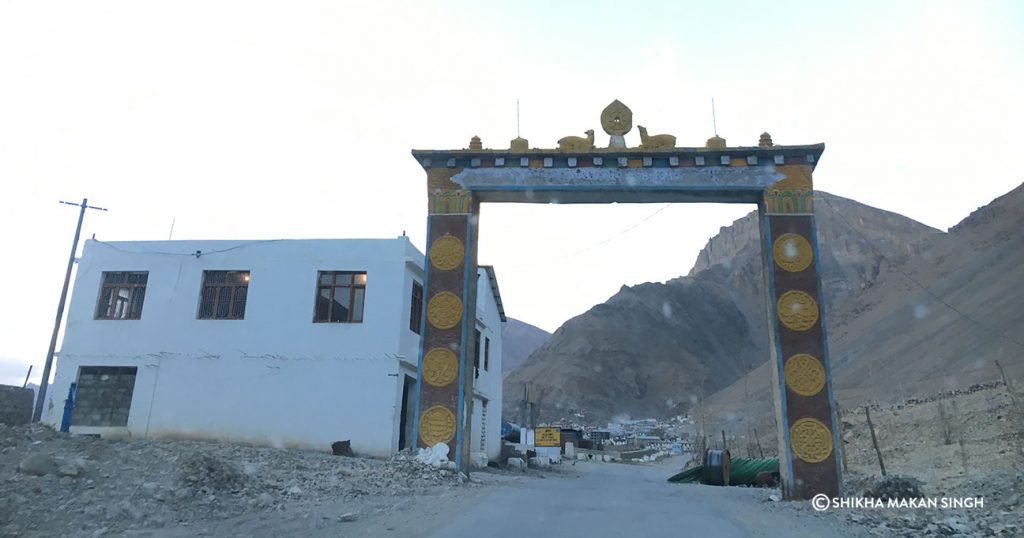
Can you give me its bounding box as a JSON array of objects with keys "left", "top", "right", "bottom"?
[{"left": 411, "top": 143, "right": 824, "bottom": 172}]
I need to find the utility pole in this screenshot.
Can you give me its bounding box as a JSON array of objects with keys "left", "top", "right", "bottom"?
[{"left": 32, "top": 198, "right": 107, "bottom": 422}]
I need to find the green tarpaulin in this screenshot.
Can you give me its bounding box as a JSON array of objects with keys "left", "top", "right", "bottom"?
[{"left": 667, "top": 457, "right": 779, "bottom": 486}]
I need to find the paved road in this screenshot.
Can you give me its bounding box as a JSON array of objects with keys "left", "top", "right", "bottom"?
[
  {"left": 156, "top": 457, "right": 864, "bottom": 537},
  {"left": 425, "top": 458, "right": 862, "bottom": 538}
]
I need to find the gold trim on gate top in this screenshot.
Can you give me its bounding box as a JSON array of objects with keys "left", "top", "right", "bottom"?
[
  {"left": 429, "top": 234, "right": 465, "bottom": 271},
  {"left": 772, "top": 233, "right": 813, "bottom": 273},
  {"left": 426, "top": 291, "right": 463, "bottom": 329}
]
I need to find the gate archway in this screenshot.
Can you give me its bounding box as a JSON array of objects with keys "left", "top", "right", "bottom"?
[{"left": 410, "top": 101, "right": 840, "bottom": 500}]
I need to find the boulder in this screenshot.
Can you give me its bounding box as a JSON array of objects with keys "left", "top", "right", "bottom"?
[
  {"left": 331, "top": 440, "right": 353, "bottom": 457},
  {"left": 57, "top": 457, "right": 87, "bottom": 478},
  {"left": 862, "top": 475, "right": 924, "bottom": 500},
  {"left": 18, "top": 453, "right": 57, "bottom": 476},
  {"left": 415, "top": 443, "right": 450, "bottom": 467},
  {"left": 469, "top": 451, "right": 489, "bottom": 469},
  {"left": 528, "top": 457, "right": 551, "bottom": 469}
]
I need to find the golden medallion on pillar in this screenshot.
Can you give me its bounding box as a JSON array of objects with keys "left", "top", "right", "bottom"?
[
  {"left": 789, "top": 418, "right": 834, "bottom": 463},
  {"left": 422, "top": 347, "right": 459, "bottom": 387},
  {"left": 772, "top": 233, "right": 813, "bottom": 273},
  {"left": 429, "top": 234, "right": 465, "bottom": 271},
  {"left": 777, "top": 290, "right": 819, "bottom": 332},
  {"left": 427, "top": 291, "right": 463, "bottom": 330},
  {"left": 784, "top": 354, "right": 826, "bottom": 397},
  {"left": 419, "top": 405, "right": 457, "bottom": 446}
]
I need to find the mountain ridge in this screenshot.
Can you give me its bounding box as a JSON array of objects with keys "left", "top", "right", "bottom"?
[{"left": 503, "top": 190, "right": 944, "bottom": 422}]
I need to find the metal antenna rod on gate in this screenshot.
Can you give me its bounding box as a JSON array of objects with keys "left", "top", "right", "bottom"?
[
  {"left": 712, "top": 97, "right": 719, "bottom": 137},
  {"left": 33, "top": 198, "right": 108, "bottom": 422}
]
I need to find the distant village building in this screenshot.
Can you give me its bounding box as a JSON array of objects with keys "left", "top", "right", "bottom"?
[{"left": 42, "top": 238, "right": 505, "bottom": 462}]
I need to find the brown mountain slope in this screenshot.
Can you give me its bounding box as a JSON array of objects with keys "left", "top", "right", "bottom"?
[
  {"left": 504, "top": 277, "right": 764, "bottom": 419},
  {"left": 504, "top": 192, "right": 941, "bottom": 422},
  {"left": 501, "top": 318, "right": 551, "bottom": 374},
  {"left": 704, "top": 182, "right": 1024, "bottom": 437}
]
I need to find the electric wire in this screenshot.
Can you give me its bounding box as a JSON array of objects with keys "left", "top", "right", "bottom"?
[
  {"left": 568, "top": 203, "right": 672, "bottom": 256},
  {"left": 819, "top": 195, "right": 1024, "bottom": 349},
  {"left": 92, "top": 239, "right": 286, "bottom": 257}
]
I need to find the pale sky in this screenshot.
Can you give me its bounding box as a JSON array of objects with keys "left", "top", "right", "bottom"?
[{"left": 1, "top": 1, "right": 1022, "bottom": 386}]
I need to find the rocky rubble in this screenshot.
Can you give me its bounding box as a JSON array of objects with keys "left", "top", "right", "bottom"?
[
  {"left": 858, "top": 475, "right": 925, "bottom": 501},
  {"left": 0, "top": 423, "right": 466, "bottom": 537},
  {"left": 767, "top": 471, "right": 1024, "bottom": 537}
]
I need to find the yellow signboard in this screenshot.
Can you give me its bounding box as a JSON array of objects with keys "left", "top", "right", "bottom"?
[{"left": 535, "top": 427, "right": 561, "bottom": 447}]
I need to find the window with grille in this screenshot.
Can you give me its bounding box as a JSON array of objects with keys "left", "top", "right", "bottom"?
[
  {"left": 198, "top": 270, "right": 250, "bottom": 320},
  {"left": 95, "top": 271, "right": 148, "bottom": 320},
  {"left": 314, "top": 271, "right": 366, "bottom": 323},
  {"left": 409, "top": 281, "right": 423, "bottom": 334}
]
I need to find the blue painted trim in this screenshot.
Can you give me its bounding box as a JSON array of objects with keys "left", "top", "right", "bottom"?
[
  {"left": 811, "top": 214, "right": 844, "bottom": 493},
  {"left": 454, "top": 215, "right": 474, "bottom": 472},
  {"left": 466, "top": 184, "right": 766, "bottom": 193},
  {"left": 59, "top": 382, "right": 77, "bottom": 433},
  {"left": 761, "top": 212, "right": 795, "bottom": 493},
  {"left": 410, "top": 219, "right": 432, "bottom": 452}
]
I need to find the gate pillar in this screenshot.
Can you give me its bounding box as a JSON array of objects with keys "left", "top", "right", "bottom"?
[
  {"left": 759, "top": 164, "right": 842, "bottom": 500},
  {"left": 412, "top": 167, "right": 479, "bottom": 474}
]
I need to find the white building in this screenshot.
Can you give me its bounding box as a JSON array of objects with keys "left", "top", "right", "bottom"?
[{"left": 42, "top": 237, "right": 505, "bottom": 462}]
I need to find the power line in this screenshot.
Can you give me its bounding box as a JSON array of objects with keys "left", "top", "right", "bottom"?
[
  {"left": 818, "top": 195, "right": 1024, "bottom": 349},
  {"left": 568, "top": 203, "right": 672, "bottom": 256},
  {"left": 489, "top": 203, "right": 673, "bottom": 270},
  {"left": 93, "top": 239, "right": 285, "bottom": 257}
]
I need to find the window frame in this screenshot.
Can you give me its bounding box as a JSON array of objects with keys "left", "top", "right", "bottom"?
[
  {"left": 312, "top": 270, "right": 367, "bottom": 324},
  {"left": 409, "top": 280, "right": 423, "bottom": 334},
  {"left": 95, "top": 271, "right": 149, "bottom": 320},
  {"left": 484, "top": 336, "right": 490, "bottom": 372},
  {"left": 72, "top": 365, "right": 138, "bottom": 427},
  {"left": 197, "top": 270, "right": 250, "bottom": 320},
  {"left": 473, "top": 328, "right": 481, "bottom": 379}
]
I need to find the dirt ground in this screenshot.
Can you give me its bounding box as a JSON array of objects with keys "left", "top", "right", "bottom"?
[
  {"left": 841, "top": 383, "right": 1024, "bottom": 493},
  {"left": 3, "top": 382, "right": 1022, "bottom": 538},
  {"left": 704, "top": 380, "right": 1024, "bottom": 536},
  {"left": 0, "top": 424, "right": 557, "bottom": 537},
  {"left": 823, "top": 383, "right": 1024, "bottom": 536}
]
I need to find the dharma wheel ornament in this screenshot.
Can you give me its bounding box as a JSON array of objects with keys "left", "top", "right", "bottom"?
[{"left": 600, "top": 99, "right": 632, "bottom": 148}]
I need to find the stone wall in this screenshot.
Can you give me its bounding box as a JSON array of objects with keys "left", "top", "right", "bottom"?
[{"left": 0, "top": 385, "right": 33, "bottom": 426}]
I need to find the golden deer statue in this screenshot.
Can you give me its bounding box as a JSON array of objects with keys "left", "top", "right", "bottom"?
[
  {"left": 637, "top": 126, "right": 676, "bottom": 149},
  {"left": 557, "top": 130, "right": 595, "bottom": 152}
]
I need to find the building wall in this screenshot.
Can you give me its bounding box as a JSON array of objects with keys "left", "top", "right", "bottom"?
[
  {"left": 0, "top": 385, "right": 33, "bottom": 426},
  {"left": 43, "top": 237, "right": 505, "bottom": 459},
  {"left": 472, "top": 271, "right": 503, "bottom": 460},
  {"left": 43, "top": 238, "right": 425, "bottom": 456}
]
